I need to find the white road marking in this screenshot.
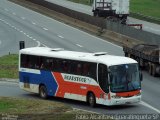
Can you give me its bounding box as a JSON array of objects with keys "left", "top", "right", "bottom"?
[
  {"left": 11, "top": 25, "right": 15, "bottom": 28},
  {"left": 32, "top": 22, "right": 36, "bottom": 25},
  {"left": 36, "top": 41, "right": 41, "bottom": 47},
  {"left": 4, "top": 8, "right": 9, "bottom": 12},
  {"left": 26, "top": 35, "right": 30, "bottom": 38},
  {"left": 4, "top": 21, "right": 9, "bottom": 25},
  {"left": 76, "top": 44, "right": 83, "bottom": 47},
  {"left": 1, "top": 19, "right": 4, "bottom": 22},
  {"left": 0, "top": 19, "right": 40, "bottom": 47},
  {"left": 21, "top": 17, "right": 26, "bottom": 20},
  {"left": 43, "top": 27, "right": 48, "bottom": 31},
  {"left": 14, "top": 27, "right": 17, "bottom": 30},
  {"left": 141, "top": 101, "right": 160, "bottom": 114},
  {"left": 58, "top": 35, "right": 64, "bottom": 39},
  {"left": 29, "top": 36, "right": 33, "bottom": 39},
  {"left": 12, "top": 12, "right": 16, "bottom": 15},
  {"left": 41, "top": 43, "right": 48, "bottom": 47},
  {"left": 16, "top": 28, "right": 20, "bottom": 31}
]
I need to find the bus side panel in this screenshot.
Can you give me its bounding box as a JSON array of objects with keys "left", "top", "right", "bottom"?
[
  {"left": 40, "top": 70, "right": 58, "bottom": 96},
  {"left": 52, "top": 72, "right": 110, "bottom": 103},
  {"left": 19, "top": 70, "right": 58, "bottom": 96},
  {"left": 19, "top": 70, "right": 111, "bottom": 105}
]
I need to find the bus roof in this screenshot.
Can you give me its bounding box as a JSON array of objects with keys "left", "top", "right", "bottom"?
[{"left": 20, "top": 47, "right": 137, "bottom": 66}]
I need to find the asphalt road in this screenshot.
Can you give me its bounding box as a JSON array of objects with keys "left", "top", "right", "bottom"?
[
  {"left": 46, "top": 0, "right": 160, "bottom": 35},
  {"left": 0, "top": 0, "right": 160, "bottom": 115}
]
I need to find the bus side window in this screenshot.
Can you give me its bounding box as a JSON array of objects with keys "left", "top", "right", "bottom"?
[
  {"left": 82, "top": 63, "right": 89, "bottom": 76},
  {"left": 70, "top": 61, "right": 76, "bottom": 74},
  {"left": 88, "top": 63, "right": 97, "bottom": 81},
  {"left": 52, "top": 59, "right": 63, "bottom": 73},
  {"left": 61, "top": 60, "right": 68, "bottom": 73},
  {"left": 21, "top": 54, "right": 27, "bottom": 68},
  {"left": 53, "top": 59, "right": 58, "bottom": 71},
  {"left": 98, "top": 64, "right": 109, "bottom": 93},
  {"left": 76, "top": 63, "right": 82, "bottom": 75}
]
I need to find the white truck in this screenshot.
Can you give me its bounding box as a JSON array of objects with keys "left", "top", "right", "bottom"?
[{"left": 92, "top": 0, "right": 129, "bottom": 23}]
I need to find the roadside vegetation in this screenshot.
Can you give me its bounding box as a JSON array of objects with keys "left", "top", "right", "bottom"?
[
  {"left": 0, "top": 54, "right": 18, "bottom": 79},
  {"left": 0, "top": 97, "right": 113, "bottom": 120},
  {"left": 0, "top": 97, "right": 75, "bottom": 120},
  {"left": 130, "top": 0, "right": 160, "bottom": 19},
  {"left": 68, "top": 0, "right": 160, "bottom": 19}
]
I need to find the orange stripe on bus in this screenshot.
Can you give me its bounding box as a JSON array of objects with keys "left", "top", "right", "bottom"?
[
  {"left": 53, "top": 72, "right": 104, "bottom": 99},
  {"left": 116, "top": 90, "right": 140, "bottom": 97}
]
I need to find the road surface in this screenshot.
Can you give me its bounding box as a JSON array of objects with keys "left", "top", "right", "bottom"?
[
  {"left": 46, "top": 0, "right": 160, "bottom": 35},
  {"left": 0, "top": 0, "right": 160, "bottom": 115}
]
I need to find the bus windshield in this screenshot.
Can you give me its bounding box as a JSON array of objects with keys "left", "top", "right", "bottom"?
[{"left": 109, "top": 63, "right": 141, "bottom": 93}]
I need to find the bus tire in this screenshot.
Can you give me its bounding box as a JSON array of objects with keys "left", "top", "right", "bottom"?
[
  {"left": 39, "top": 85, "right": 48, "bottom": 99},
  {"left": 87, "top": 93, "right": 96, "bottom": 107}
]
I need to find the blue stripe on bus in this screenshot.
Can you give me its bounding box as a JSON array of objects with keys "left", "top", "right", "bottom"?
[{"left": 19, "top": 70, "right": 58, "bottom": 96}]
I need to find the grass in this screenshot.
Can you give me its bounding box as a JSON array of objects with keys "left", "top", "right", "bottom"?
[
  {"left": 0, "top": 54, "right": 18, "bottom": 79},
  {"left": 67, "top": 0, "right": 160, "bottom": 19},
  {"left": 0, "top": 97, "right": 75, "bottom": 120},
  {"left": 0, "top": 97, "right": 113, "bottom": 120},
  {"left": 130, "top": 0, "right": 160, "bottom": 19}
]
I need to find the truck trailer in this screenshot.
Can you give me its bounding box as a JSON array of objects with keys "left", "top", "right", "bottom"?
[
  {"left": 92, "top": 0, "right": 129, "bottom": 23},
  {"left": 123, "top": 44, "right": 160, "bottom": 77}
]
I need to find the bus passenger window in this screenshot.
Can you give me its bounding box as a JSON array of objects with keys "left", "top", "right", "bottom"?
[
  {"left": 21, "top": 54, "right": 27, "bottom": 68},
  {"left": 82, "top": 63, "right": 89, "bottom": 76},
  {"left": 77, "top": 63, "right": 82, "bottom": 75},
  {"left": 88, "top": 63, "right": 97, "bottom": 81},
  {"left": 62, "top": 60, "right": 68, "bottom": 73},
  {"left": 70, "top": 62, "right": 76, "bottom": 74}
]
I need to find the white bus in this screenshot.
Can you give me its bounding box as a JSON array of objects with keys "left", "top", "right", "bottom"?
[{"left": 19, "top": 47, "right": 142, "bottom": 107}]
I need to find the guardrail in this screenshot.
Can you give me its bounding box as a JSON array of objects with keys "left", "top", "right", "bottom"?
[{"left": 26, "top": 0, "right": 160, "bottom": 45}]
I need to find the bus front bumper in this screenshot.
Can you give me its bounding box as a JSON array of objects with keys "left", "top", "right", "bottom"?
[{"left": 109, "top": 96, "right": 141, "bottom": 106}]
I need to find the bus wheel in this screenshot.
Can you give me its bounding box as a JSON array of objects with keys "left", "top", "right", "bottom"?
[
  {"left": 88, "top": 93, "right": 96, "bottom": 107},
  {"left": 39, "top": 85, "right": 48, "bottom": 99}
]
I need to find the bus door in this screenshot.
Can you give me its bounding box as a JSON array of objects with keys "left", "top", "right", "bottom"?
[{"left": 98, "top": 64, "right": 109, "bottom": 94}]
